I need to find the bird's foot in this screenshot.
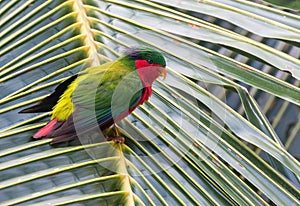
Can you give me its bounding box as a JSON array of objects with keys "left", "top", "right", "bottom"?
[
  {"left": 104, "top": 124, "right": 125, "bottom": 143},
  {"left": 105, "top": 136, "right": 125, "bottom": 143}
]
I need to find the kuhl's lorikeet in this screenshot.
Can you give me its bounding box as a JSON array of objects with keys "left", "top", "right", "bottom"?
[{"left": 20, "top": 47, "right": 167, "bottom": 144}]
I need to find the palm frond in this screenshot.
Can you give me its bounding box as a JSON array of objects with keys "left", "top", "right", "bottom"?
[{"left": 1, "top": 0, "right": 299, "bottom": 205}]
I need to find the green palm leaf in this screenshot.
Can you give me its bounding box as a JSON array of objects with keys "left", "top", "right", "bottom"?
[{"left": 1, "top": 0, "right": 299, "bottom": 205}]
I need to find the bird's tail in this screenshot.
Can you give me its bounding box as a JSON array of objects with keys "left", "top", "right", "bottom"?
[{"left": 33, "top": 118, "right": 61, "bottom": 138}]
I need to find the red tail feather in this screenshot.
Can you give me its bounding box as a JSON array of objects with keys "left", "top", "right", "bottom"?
[{"left": 33, "top": 118, "right": 58, "bottom": 138}]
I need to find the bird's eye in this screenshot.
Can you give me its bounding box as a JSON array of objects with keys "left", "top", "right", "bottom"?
[{"left": 147, "top": 59, "right": 154, "bottom": 64}]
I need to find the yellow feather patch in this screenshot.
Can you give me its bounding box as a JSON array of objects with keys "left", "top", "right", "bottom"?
[{"left": 51, "top": 79, "right": 78, "bottom": 121}]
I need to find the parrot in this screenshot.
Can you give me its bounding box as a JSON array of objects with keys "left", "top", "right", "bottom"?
[{"left": 20, "top": 47, "right": 167, "bottom": 144}]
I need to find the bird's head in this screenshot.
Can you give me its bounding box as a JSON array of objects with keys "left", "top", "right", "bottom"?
[{"left": 125, "top": 47, "right": 167, "bottom": 87}]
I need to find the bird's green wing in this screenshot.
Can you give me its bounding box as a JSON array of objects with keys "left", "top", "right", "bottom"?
[{"left": 72, "top": 60, "right": 144, "bottom": 128}]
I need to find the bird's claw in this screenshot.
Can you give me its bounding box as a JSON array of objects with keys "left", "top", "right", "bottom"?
[
  {"left": 104, "top": 124, "right": 124, "bottom": 143},
  {"left": 105, "top": 136, "right": 125, "bottom": 143}
]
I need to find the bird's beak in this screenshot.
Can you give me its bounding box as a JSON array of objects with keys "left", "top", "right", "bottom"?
[{"left": 159, "top": 67, "right": 167, "bottom": 80}]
